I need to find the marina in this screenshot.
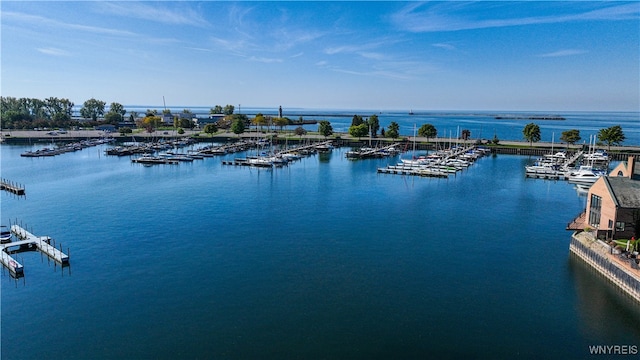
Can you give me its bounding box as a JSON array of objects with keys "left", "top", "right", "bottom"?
[{"left": 2, "top": 110, "right": 639, "bottom": 359}]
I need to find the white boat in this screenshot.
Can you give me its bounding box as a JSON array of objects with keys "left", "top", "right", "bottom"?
[
  {"left": 583, "top": 149, "right": 609, "bottom": 162},
  {"left": 1, "top": 226, "right": 11, "bottom": 243},
  {"left": 246, "top": 156, "right": 275, "bottom": 167},
  {"left": 567, "top": 165, "right": 604, "bottom": 184},
  {"left": 400, "top": 156, "right": 430, "bottom": 166}
]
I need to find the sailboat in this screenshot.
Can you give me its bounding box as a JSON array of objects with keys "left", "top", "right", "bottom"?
[{"left": 400, "top": 124, "right": 429, "bottom": 166}]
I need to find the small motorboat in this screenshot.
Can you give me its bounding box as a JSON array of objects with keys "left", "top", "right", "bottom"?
[{"left": 1, "top": 225, "right": 12, "bottom": 243}]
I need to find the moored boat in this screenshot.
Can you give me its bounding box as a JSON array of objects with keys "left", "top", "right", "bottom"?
[
  {"left": 1, "top": 225, "right": 12, "bottom": 243},
  {"left": 567, "top": 165, "right": 605, "bottom": 184}
]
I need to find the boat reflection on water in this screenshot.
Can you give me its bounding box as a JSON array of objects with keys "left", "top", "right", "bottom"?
[{"left": 574, "top": 184, "right": 591, "bottom": 197}]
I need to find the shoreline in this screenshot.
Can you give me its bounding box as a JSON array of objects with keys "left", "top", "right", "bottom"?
[{"left": 2, "top": 129, "right": 639, "bottom": 153}]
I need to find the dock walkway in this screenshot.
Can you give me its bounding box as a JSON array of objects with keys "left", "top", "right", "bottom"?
[
  {"left": 0, "top": 225, "right": 69, "bottom": 276},
  {"left": 1, "top": 179, "right": 25, "bottom": 195}
]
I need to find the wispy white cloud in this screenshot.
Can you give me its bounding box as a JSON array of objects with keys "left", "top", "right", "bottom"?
[
  {"left": 392, "top": 2, "right": 640, "bottom": 33},
  {"left": 249, "top": 56, "right": 283, "bottom": 64},
  {"left": 37, "top": 47, "right": 70, "bottom": 57},
  {"left": 539, "top": 49, "right": 588, "bottom": 57},
  {"left": 330, "top": 59, "right": 440, "bottom": 81},
  {"left": 3, "top": 11, "right": 137, "bottom": 36},
  {"left": 324, "top": 38, "right": 397, "bottom": 57},
  {"left": 359, "top": 52, "right": 385, "bottom": 60},
  {"left": 185, "top": 47, "right": 214, "bottom": 53},
  {"left": 432, "top": 43, "right": 457, "bottom": 51},
  {"left": 95, "top": 2, "right": 210, "bottom": 27}
]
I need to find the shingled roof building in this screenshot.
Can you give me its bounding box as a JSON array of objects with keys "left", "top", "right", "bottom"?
[{"left": 579, "top": 156, "right": 640, "bottom": 240}]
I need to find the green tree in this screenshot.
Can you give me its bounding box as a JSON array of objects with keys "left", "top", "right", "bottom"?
[
  {"left": 349, "top": 123, "right": 368, "bottom": 139},
  {"left": 522, "top": 123, "right": 541, "bottom": 146},
  {"left": 203, "top": 123, "right": 218, "bottom": 136},
  {"left": 386, "top": 121, "right": 400, "bottom": 139},
  {"left": 80, "top": 98, "right": 106, "bottom": 121},
  {"left": 418, "top": 123, "right": 437, "bottom": 140},
  {"left": 223, "top": 104, "right": 235, "bottom": 115},
  {"left": 365, "top": 114, "right": 380, "bottom": 137},
  {"left": 318, "top": 120, "right": 333, "bottom": 138},
  {"left": 104, "top": 112, "right": 122, "bottom": 124},
  {"left": 104, "top": 102, "right": 126, "bottom": 124},
  {"left": 178, "top": 118, "right": 193, "bottom": 129},
  {"left": 351, "top": 114, "right": 364, "bottom": 127},
  {"left": 294, "top": 126, "right": 307, "bottom": 139},
  {"left": 177, "top": 128, "right": 185, "bottom": 135},
  {"left": 597, "top": 125, "right": 625, "bottom": 150},
  {"left": 560, "top": 129, "right": 581, "bottom": 145},
  {"left": 231, "top": 118, "right": 245, "bottom": 136},
  {"left": 109, "top": 102, "right": 126, "bottom": 116},
  {"left": 274, "top": 117, "right": 289, "bottom": 132},
  {"left": 210, "top": 105, "right": 223, "bottom": 114}
]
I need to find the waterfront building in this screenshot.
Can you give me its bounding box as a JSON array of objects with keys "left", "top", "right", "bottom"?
[{"left": 569, "top": 156, "right": 640, "bottom": 240}]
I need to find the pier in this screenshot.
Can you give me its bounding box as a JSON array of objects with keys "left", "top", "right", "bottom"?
[
  {"left": 279, "top": 140, "right": 334, "bottom": 155},
  {"left": 377, "top": 167, "right": 448, "bottom": 178},
  {"left": 0, "top": 225, "right": 70, "bottom": 276},
  {"left": 1, "top": 179, "right": 25, "bottom": 195}
]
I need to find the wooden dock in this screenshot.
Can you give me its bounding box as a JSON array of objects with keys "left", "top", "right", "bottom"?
[
  {"left": 525, "top": 169, "right": 564, "bottom": 180},
  {"left": 0, "top": 250, "right": 23, "bottom": 275},
  {"left": 377, "top": 167, "right": 448, "bottom": 178},
  {"left": 0, "top": 225, "right": 70, "bottom": 276},
  {"left": 1, "top": 179, "right": 25, "bottom": 195},
  {"left": 278, "top": 140, "right": 334, "bottom": 155}
]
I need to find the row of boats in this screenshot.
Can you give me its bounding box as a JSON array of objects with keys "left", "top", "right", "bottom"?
[
  {"left": 105, "top": 138, "right": 197, "bottom": 156},
  {"left": 20, "top": 138, "right": 115, "bottom": 157},
  {"left": 131, "top": 140, "right": 335, "bottom": 167},
  {"left": 345, "top": 144, "right": 402, "bottom": 159},
  {"left": 525, "top": 149, "right": 610, "bottom": 184},
  {"left": 224, "top": 141, "right": 334, "bottom": 168},
  {"left": 377, "top": 145, "right": 492, "bottom": 178}
]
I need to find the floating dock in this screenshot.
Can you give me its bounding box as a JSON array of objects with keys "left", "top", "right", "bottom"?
[
  {"left": 0, "top": 250, "right": 23, "bottom": 275},
  {"left": 0, "top": 225, "right": 69, "bottom": 276},
  {"left": 524, "top": 169, "right": 564, "bottom": 180},
  {"left": 1, "top": 179, "right": 25, "bottom": 195},
  {"left": 377, "top": 167, "right": 448, "bottom": 178}
]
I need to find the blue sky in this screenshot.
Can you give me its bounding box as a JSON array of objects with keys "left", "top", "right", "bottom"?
[{"left": 2, "top": 1, "right": 639, "bottom": 111}]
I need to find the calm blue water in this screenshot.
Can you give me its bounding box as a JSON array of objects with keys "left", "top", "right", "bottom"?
[{"left": 2, "top": 137, "right": 640, "bottom": 358}]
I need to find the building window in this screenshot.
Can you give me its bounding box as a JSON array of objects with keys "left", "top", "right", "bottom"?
[
  {"left": 589, "top": 194, "right": 602, "bottom": 227},
  {"left": 616, "top": 221, "right": 625, "bottom": 232}
]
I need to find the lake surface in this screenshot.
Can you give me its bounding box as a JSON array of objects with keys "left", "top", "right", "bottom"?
[
  {"left": 119, "top": 107, "right": 640, "bottom": 145},
  {"left": 2, "top": 129, "right": 640, "bottom": 358}
]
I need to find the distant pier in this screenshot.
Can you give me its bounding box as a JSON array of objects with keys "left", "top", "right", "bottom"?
[
  {"left": 1, "top": 179, "right": 25, "bottom": 195},
  {"left": 1, "top": 225, "right": 70, "bottom": 276}
]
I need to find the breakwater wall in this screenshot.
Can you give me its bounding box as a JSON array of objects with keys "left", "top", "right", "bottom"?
[{"left": 569, "top": 232, "right": 640, "bottom": 303}]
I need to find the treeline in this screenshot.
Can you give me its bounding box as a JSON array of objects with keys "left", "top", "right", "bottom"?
[
  {"left": 0, "top": 96, "right": 130, "bottom": 130},
  {"left": 1, "top": 96, "right": 77, "bottom": 129}
]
